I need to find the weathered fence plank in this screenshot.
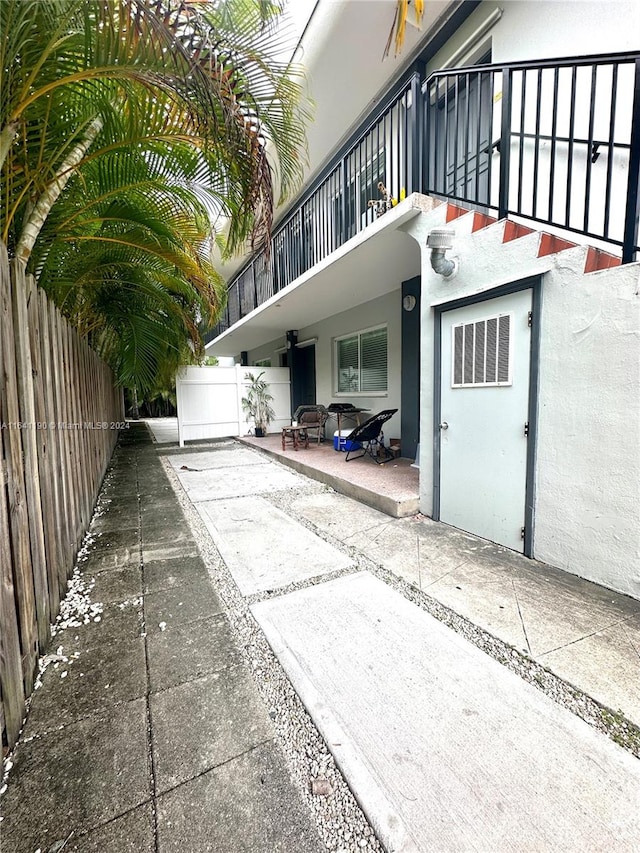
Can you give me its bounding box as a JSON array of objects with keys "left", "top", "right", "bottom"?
[
  {"left": 11, "top": 260, "right": 50, "bottom": 646},
  {"left": 49, "top": 301, "right": 73, "bottom": 576},
  {"left": 38, "top": 288, "right": 66, "bottom": 602},
  {"left": 28, "top": 277, "right": 60, "bottom": 620},
  {"left": 0, "top": 248, "right": 38, "bottom": 695},
  {"left": 0, "top": 444, "right": 25, "bottom": 748}
]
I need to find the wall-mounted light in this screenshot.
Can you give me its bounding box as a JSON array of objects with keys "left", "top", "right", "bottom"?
[
  {"left": 402, "top": 294, "right": 417, "bottom": 312},
  {"left": 295, "top": 337, "right": 318, "bottom": 348},
  {"left": 426, "top": 228, "right": 457, "bottom": 278}
]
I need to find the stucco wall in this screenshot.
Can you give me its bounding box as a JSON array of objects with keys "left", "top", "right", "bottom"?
[
  {"left": 247, "top": 291, "right": 404, "bottom": 444},
  {"left": 427, "top": 0, "right": 639, "bottom": 72},
  {"left": 405, "top": 208, "right": 640, "bottom": 598},
  {"left": 535, "top": 261, "right": 640, "bottom": 597}
]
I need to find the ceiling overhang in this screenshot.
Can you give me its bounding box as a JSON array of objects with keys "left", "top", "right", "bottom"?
[{"left": 206, "top": 195, "right": 433, "bottom": 356}]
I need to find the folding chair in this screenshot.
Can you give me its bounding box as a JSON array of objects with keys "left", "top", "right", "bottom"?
[{"left": 344, "top": 409, "right": 398, "bottom": 464}]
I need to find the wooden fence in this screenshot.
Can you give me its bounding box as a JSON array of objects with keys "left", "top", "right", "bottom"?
[{"left": 0, "top": 242, "right": 123, "bottom": 751}]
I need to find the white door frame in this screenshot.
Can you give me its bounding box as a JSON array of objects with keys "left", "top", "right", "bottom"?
[{"left": 432, "top": 276, "right": 542, "bottom": 557}]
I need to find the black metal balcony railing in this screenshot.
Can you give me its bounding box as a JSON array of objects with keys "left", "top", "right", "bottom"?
[{"left": 209, "top": 52, "right": 640, "bottom": 341}]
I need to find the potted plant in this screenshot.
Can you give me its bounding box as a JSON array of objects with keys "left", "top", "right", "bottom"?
[{"left": 241, "top": 371, "right": 275, "bottom": 437}]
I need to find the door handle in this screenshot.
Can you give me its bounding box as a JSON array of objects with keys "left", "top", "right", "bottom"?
[{"left": 439, "top": 421, "right": 449, "bottom": 430}]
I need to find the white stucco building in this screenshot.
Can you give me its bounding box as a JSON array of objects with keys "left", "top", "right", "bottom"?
[{"left": 204, "top": 0, "right": 640, "bottom": 599}]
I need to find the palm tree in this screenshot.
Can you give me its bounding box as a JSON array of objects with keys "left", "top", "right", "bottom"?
[{"left": 0, "top": 0, "right": 310, "bottom": 390}]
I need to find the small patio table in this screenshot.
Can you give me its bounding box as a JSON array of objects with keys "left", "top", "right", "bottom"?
[
  {"left": 330, "top": 408, "right": 371, "bottom": 435},
  {"left": 281, "top": 424, "right": 310, "bottom": 451}
]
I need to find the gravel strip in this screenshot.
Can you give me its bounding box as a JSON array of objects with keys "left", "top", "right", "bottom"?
[
  {"left": 162, "top": 444, "right": 640, "bottom": 852},
  {"left": 161, "top": 456, "right": 382, "bottom": 853}
]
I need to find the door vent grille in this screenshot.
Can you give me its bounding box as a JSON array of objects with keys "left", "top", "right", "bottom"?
[{"left": 452, "top": 313, "right": 512, "bottom": 387}]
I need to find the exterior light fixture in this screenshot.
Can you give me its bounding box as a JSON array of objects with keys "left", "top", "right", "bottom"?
[
  {"left": 402, "top": 294, "right": 417, "bottom": 311},
  {"left": 426, "top": 228, "right": 457, "bottom": 278}
]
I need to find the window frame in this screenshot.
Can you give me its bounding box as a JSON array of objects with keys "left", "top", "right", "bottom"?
[{"left": 334, "top": 323, "right": 389, "bottom": 396}]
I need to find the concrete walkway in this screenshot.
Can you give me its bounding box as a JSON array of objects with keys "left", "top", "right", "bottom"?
[
  {"left": 0, "top": 424, "right": 323, "bottom": 853},
  {"left": 2, "top": 423, "right": 639, "bottom": 853}
]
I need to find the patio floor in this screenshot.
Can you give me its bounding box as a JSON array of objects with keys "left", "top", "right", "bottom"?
[
  {"left": 238, "top": 433, "right": 420, "bottom": 518},
  {"left": 143, "top": 418, "right": 419, "bottom": 518}
]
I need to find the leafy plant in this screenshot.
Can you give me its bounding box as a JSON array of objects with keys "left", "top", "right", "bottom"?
[
  {"left": 241, "top": 371, "right": 275, "bottom": 434},
  {"left": 0, "top": 0, "right": 311, "bottom": 391}
]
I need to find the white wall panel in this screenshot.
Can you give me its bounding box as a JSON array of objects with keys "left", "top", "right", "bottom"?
[{"left": 176, "top": 366, "right": 291, "bottom": 446}]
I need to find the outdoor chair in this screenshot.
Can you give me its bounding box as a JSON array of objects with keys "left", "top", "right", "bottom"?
[
  {"left": 293, "top": 405, "right": 329, "bottom": 444},
  {"left": 344, "top": 409, "right": 398, "bottom": 464}
]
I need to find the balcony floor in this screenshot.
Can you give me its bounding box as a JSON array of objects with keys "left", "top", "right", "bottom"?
[{"left": 238, "top": 433, "right": 420, "bottom": 518}]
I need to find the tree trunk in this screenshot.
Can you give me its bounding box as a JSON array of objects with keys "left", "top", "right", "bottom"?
[{"left": 15, "top": 116, "right": 103, "bottom": 264}]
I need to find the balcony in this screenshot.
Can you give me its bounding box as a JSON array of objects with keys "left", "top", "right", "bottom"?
[{"left": 207, "top": 51, "right": 640, "bottom": 344}]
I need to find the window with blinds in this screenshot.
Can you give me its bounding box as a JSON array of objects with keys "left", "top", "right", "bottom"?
[
  {"left": 336, "top": 326, "right": 388, "bottom": 393},
  {"left": 452, "top": 313, "right": 512, "bottom": 387}
]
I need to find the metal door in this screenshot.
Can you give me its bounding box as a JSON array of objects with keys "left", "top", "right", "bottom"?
[{"left": 438, "top": 288, "right": 532, "bottom": 551}]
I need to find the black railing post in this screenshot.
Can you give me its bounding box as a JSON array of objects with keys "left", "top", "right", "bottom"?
[
  {"left": 340, "top": 159, "right": 347, "bottom": 246},
  {"left": 251, "top": 260, "right": 257, "bottom": 310},
  {"left": 410, "top": 68, "right": 425, "bottom": 194},
  {"left": 297, "top": 208, "right": 304, "bottom": 278},
  {"left": 623, "top": 57, "right": 640, "bottom": 263},
  {"left": 498, "top": 68, "right": 512, "bottom": 219}
]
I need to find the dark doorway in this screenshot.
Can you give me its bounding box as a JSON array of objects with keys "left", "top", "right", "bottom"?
[{"left": 295, "top": 344, "right": 316, "bottom": 408}]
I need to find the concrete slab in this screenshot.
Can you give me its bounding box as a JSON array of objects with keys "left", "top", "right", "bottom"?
[
  {"left": 150, "top": 666, "right": 273, "bottom": 793},
  {"left": 173, "top": 462, "right": 305, "bottom": 503},
  {"left": 167, "top": 448, "right": 269, "bottom": 471},
  {"left": 144, "top": 577, "right": 224, "bottom": 634},
  {"left": 293, "top": 490, "right": 393, "bottom": 544},
  {"left": 89, "top": 527, "right": 140, "bottom": 553},
  {"left": 68, "top": 803, "right": 155, "bottom": 853},
  {"left": 142, "top": 540, "right": 200, "bottom": 563},
  {"left": 240, "top": 434, "right": 420, "bottom": 517},
  {"left": 140, "top": 505, "right": 187, "bottom": 530},
  {"left": 147, "top": 613, "right": 242, "bottom": 692},
  {"left": 139, "top": 492, "right": 182, "bottom": 513},
  {"left": 137, "top": 475, "right": 174, "bottom": 493},
  {"left": 23, "top": 638, "right": 146, "bottom": 737},
  {"left": 156, "top": 741, "right": 324, "bottom": 853},
  {"left": 293, "top": 491, "right": 492, "bottom": 589},
  {"left": 100, "top": 480, "right": 140, "bottom": 499},
  {"left": 420, "top": 560, "right": 530, "bottom": 652},
  {"left": 81, "top": 545, "right": 137, "bottom": 572},
  {"left": 144, "top": 417, "right": 179, "bottom": 444},
  {"left": 539, "top": 618, "right": 640, "bottom": 720},
  {"left": 141, "top": 523, "right": 196, "bottom": 548},
  {"left": 0, "top": 700, "right": 150, "bottom": 853},
  {"left": 512, "top": 572, "right": 637, "bottom": 657},
  {"left": 252, "top": 572, "right": 640, "bottom": 853},
  {"left": 59, "top": 600, "right": 143, "bottom": 652},
  {"left": 137, "top": 482, "right": 176, "bottom": 498},
  {"left": 90, "top": 564, "right": 143, "bottom": 603},
  {"left": 90, "top": 497, "right": 140, "bottom": 532},
  {"left": 197, "top": 496, "right": 354, "bottom": 596},
  {"left": 293, "top": 492, "right": 640, "bottom": 723},
  {"left": 143, "top": 556, "right": 209, "bottom": 593}
]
